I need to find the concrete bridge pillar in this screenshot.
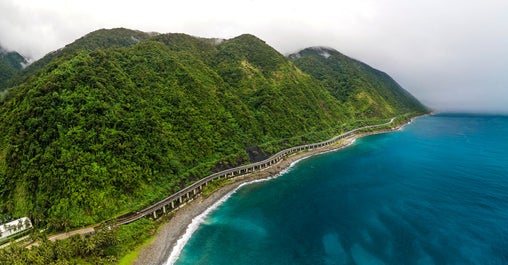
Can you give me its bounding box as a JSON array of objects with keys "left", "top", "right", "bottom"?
[
  {"left": 163, "top": 206, "right": 166, "bottom": 214},
  {"left": 171, "top": 201, "right": 175, "bottom": 209},
  {"left": 153, "top": 211, "right": 157, "bottom": 219}
]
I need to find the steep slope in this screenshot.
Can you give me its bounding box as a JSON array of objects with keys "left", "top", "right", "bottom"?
[
  {"left": 0, "top": 41, "right": 239, "bottom": 228},
  {"left": 0, "top": 30, "right": 427, "bottom": 230},
  {"left": 0, "top": 46, "right": 28, "bottom": 89},
  {"left": 211, "top": 35, "right": 348, "bottom": 145},
  {"left": 289, "top": 47, "right": 427, "bottom": 117}
]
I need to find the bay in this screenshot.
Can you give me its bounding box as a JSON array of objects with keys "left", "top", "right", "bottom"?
[{"left": 173, "top": 114, "right": 508, "bottom": 265}]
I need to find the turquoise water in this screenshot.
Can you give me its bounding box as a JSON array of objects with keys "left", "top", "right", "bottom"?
[{"left": 173, "top": 114, "right": 508, "bottom": 265}]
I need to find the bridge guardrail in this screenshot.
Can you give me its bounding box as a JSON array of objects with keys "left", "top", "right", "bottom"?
[{"left": 116, "top": 117, "right": 396, "bottom": 225}]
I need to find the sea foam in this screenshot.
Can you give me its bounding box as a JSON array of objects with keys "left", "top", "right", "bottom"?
[
  {"left": 166, "top": 135, "right": 358, "bottom": 264},
  {"left": 164, "top": 187, "right": 236, "bottom": 265},
  {"left": 165, "top": 162, "right": 298, "bottom": 264}
]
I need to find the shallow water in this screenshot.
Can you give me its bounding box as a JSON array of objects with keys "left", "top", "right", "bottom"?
[{"left": 172, "top": 114, "right": 508, "bottom": 265}]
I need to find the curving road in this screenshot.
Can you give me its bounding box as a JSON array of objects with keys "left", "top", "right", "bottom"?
[
  {"left": 29, "top": 116, "right": 399, "bottom": 244},
  {"left": 115, "top": 117, "right": 397, "bottom": 225}
]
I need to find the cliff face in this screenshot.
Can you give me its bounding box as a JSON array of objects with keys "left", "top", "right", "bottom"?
[{"left": 0, "top": 29, "right": 427, "bottom": 229}]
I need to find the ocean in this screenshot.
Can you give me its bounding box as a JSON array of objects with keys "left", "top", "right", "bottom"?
[{"left": 171, "top": 114, "right": 508, "bottom": 265}]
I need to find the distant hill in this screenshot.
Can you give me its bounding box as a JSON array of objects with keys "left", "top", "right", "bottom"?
[
  {"left": 289, "top": 47, "right": 427, "bottom": 117},
  {"left": 0, "top": 29, "right": 428, "bottom": 229},
  {"left": 0, "top": 46, "right": 28, "bottom": 89}
]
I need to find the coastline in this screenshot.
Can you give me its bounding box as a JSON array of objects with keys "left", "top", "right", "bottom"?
[{"left": 133, "top": 121, "right": 411, "bottom": 265}]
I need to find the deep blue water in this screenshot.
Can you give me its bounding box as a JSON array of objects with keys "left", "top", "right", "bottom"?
[{"left": 173, "top": 114, "right": 508, "bottom": 265}]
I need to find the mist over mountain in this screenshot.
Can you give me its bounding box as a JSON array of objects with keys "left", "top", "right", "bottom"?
[
  {"left": 0, "top": 45, "right": 28, "bottom": 89},
  {"left": 0, "top": 28, "right": 427, "bottom": 229},
  {"left": 289, "top": 46, "right": 426, "bottom": 116}
]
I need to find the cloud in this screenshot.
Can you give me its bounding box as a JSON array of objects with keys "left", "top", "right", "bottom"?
[{"left": 0, "top": 0, "right": 507, "bottom": 113}]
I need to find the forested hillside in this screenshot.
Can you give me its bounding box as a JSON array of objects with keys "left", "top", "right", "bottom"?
[
  {"left": 0, "top": 46, "right": 27, "bottom": 89},
  {"left": 0, "top": 29, "right": 427, "bottom": 230},
  {"left": 289, "top": 47, "right": 426, "bottom": 117}
]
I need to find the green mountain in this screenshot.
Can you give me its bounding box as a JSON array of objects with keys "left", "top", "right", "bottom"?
[
  {"left": 0, "top": 46, "right": 28, "bottom": 89},
  {"left": 289, "top": 46, "right": 427, "bottom": 117},
  {"left": 5, "top": 28, "right": 154, "bottom": 89},
  {"left": 0, "top": 29, "right": 427, "bottom": 230}
]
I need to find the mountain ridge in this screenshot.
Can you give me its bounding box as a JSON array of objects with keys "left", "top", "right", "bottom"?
[
  {"left": 0, "top": 28, "right": 428, "bottom": 230},
  {"left": 289, "top": 46, "right": 426, "bottom": 116},
  {"left": 4, "top": 28, "right": 155, "bottom": 89}
]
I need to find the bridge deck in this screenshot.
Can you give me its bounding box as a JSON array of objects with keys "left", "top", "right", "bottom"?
[{"left": 116, "top": 118, "right": 396, "bottom": 225}]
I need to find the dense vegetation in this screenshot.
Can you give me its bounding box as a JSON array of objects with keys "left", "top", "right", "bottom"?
[
  {"left": 0, "top": 219, "right": 156, "bottom": 265},
  {"left": 289, "top": 47, "right": 426, "bottom": 117},
  {"left": 0, "top": 28, "right": 427, "bottom": 232},
  {"left": 5, "top": 28, "right": 153, "bottom": 89},
  {"left": 0, "top": 46, "right": 27, "bottom": 89}
]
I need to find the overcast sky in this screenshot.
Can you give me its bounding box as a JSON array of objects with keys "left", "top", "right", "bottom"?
[{"left": 1, "top": 0, "right": 507, "bottom": 113}]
